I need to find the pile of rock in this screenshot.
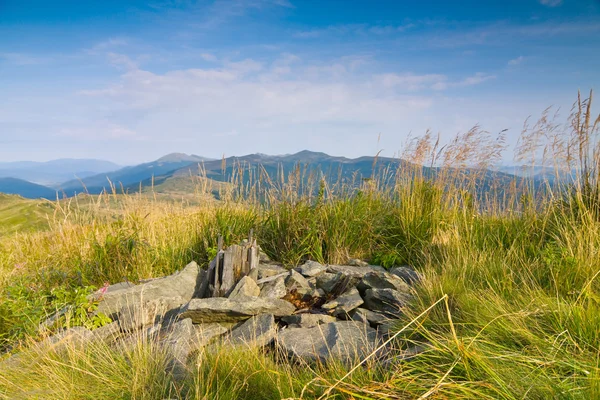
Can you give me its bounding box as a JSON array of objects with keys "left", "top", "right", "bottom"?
[{"left": 31, "top": 254, "right": 423, "bottom": 375}]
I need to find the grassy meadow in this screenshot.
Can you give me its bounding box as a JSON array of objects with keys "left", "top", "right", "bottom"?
[{"left": 0, "top": 92, "right": 599, "bottom": 399}]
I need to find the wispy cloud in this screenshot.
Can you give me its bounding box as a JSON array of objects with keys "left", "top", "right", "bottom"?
[
  {"left": 508, "top": 56, "right": 525, "bottom": 66},
  {"left": 0, "top": 53, "right": 48, "bottom": 66},
  {"left": 294, "top": 23, "right": 415, "bottom": 38},
  {"left": 376, "top": 72, "right": 495, "bottom": 91},
  {"left": 427, "top": 20, "right": 600, "bottom": 48},
  {"left": 539, "top": 0, "right": 563, "bottom": 7},
  {"left": 107, "top": 52, "right": 138, "bottom": 70},
  {"left": 200, "top": 53, "right": 218, "bottom": 62}
]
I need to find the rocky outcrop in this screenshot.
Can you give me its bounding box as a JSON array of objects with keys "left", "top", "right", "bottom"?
[{"left": 30, "top": 247, "right": 423, "bottom": 379}]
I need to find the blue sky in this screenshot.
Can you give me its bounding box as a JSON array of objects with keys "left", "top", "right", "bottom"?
[{"left": 1, "top": 0, "right": 599, "bottom": 164}]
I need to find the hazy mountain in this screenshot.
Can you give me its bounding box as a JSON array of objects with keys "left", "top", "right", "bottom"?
[
  {"left": 0, "top": 178, "right": 57, "bottom": 200},
  {"left": 155, "top": 153, "right": 213, "bottom": 163},
  {"left": 57, "top": 154, "right": 210, "bottom": 196},
  {"left": 0, "top": 158, "right": 121, "bottom": 186}
]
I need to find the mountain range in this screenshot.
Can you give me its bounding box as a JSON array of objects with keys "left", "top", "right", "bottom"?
[{"left": 0, "top": 151, "right": 544, "bottom": 200}]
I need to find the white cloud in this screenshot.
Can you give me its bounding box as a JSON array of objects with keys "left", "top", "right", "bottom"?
[
  {"left": 375, "top": 72, "right": 494, "bottom": 91},
  {"left": 294, "top": 23, "right": 415, "bottom": 38},
  {"left": 508, "top": 56, "right": 525, "bottom": 66},
  {"left": 200, "top": 53, "right": 218, "bottom": 62},
  {"left": 107, "top": 52, "right": 138, "bottom": 70},
  {"left": 539, "top": 0, "right": 563, "bottom": 7}
]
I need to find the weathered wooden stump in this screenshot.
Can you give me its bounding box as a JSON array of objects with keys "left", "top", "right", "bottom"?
[{"left": 199, "top": 231, "right": 259, "bottom": 298}]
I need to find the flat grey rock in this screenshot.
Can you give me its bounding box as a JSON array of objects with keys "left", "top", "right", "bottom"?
[
  {"left": 92, "top": 261, "right": 202, "bottom": 317},
  {"left": 357, "top": 271, "right": 411, "bottom": 294},
  {"left": 118, "top": 296, "right": 184, "bottom": 332},
  {"left": 228, "top": 314, "right": 276, "bottom": 347},
  {"left": 256, "top": 264, "right": 287, "bottom": 280},
  {"left": 295, "top": 260, "right": 327, "bottom": 277},
  {"left": 281, "top": 313, "right": 337, "bottom": 328},
  {"left": 327, "top": 264, "right": 380, "bottom": 278},
  {"left": 276, "top": 321, "right": 379, "bottom": 363},
  {"left": 179, "top": 296, "right": 295, "bottom": 323},
  {"left": 228, "top": 276, "right": 261, "bottom": 300},
  {"left": 347, "top": 258, "right": 369, "bottom": 267},
  {"left": 363, "top": 288, "right": 410, "bottom": 316}
]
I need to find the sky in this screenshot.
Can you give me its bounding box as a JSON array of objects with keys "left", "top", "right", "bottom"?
[{"left": 0, "top": 0, "right": 599, "bottom": 165}]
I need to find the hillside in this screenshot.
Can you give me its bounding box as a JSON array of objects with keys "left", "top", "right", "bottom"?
[
  {"left": 0, "top": 177, "right": 57, "bottom": 200},
  {"left": 0, "top": 158, "right": 121, "bottom": 186},
  {"left": 57, "top": 154, "right": 209, "bottom": 196},
  {"left": 0, "top": 194, "right": 54, "bottom": 236}
]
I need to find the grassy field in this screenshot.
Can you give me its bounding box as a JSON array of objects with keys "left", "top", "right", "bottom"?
[{"left": 0, "top": 93, "right": 599, "bottom": 399}]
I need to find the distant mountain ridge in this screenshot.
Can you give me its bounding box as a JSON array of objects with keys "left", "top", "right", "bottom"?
[
  {"left": 0, "top": 158, "right": 121, "bottom": 186},
  {"left": 0, "top": 151, "right": 532, "bottom": 199},
  {"left": 57, "top": 153, "right": 212, "bottom": 196}
]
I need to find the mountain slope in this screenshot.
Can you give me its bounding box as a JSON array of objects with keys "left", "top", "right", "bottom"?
[
  {"left": 0, "top": 178, "right": 57, "bottom": 200},
  {"left": 0, "top": 194, "right": 54, "bottom": 236},
  {"left": 57, "top": 154, "right": 208, "bottom": 196}
]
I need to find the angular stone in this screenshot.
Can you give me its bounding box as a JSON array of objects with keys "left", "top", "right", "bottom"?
[
  {"left": 256, "top": 272, "right": 289, "bottom": 285},
  {"left": 350, "top": 308, "right": 389, "bottom": 326},
  {"left": 256, "top": 264, "right": 287, "bottom": 280},
  {"left": 390, "top": 266, "right": 422, "bottom": 285},
  {"left": 118, "top": 296, "right": 184, "bottom": 332},
  {"left": 368, "top": 265, "right": 387, "bottom": 273},
  {"left": 228, "top": 276, "right": 260, "bottom": 300},
  {"left": 357, "top": 271, "right": 411, "bottom": 294},
  {"left": 90, "top": 321, "right": 122, "bottom": 343},
  {"left": 162, "top": 318, "right": 194, "bottom": 377},
  {"left": 276, "top": 321, "right": 379, "bottom": 363},
  {"left": 281, "top": 313, "right": 337, "bottom": 328},
  {"left": 93, "top": 261, "right": 202, "bottom": 317},
  {"left": 321, "top": 287, "right": 363, "bottom": 317},
  {"left": 347, "top": 258, "right": 369, "bottom": 267},
  {"left": 363, "top": 288, "right": 410, "bottom": 316},
  {"left": 295, "top": 260, "right": 327, "bottom": 277},
  {"left": 179, "top": 296, "right": 296, "bottom": 323},
  {"left": 315, "top": 272, "right": 342, "bottom": 294},
  {"left": 259, "top": 275, "right": 287, "bottom": 299},
  {"left": 285, "top": 270, "right": 312, "bottom": 291},
  {"left": 192, "top": 323, "right": 229, "bottom": 347},
  {"left": 228, "top": 314, "right": 276, "bottom": 347}
]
